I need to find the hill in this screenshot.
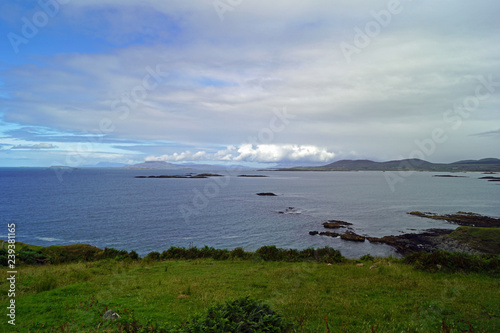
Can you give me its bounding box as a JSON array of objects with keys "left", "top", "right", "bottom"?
[{"left": 275, "top": 158, "right": 500, "bottom": 172}]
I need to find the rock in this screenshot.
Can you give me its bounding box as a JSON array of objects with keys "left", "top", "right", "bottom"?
[
  {"left": 103, "top": 310, "right": 120, "bottom": 321},
  {"left": 407, "top": 211, "right": 500, "bottom": 227},
  {"left": 309, "top": 231, "right": 319, "bottom": 236},
  {"left": 256, "top": 192, "right": 277, "bottom": 196},
  {"left": 323, "top": 220, "right": 353, "bottom": 229},
  {"left": 356, "top": 263, "right": 364, "bottom": 267},
  {"left": 319, "top": 231, "right": 340, "bottom": 237},
  {"left": 278, "top": 207, "right": 300, "bottom": 214},
  {"left": 340, "top": 231, "right": 366, "bottom": 242},
  {"left": 238, "top": 175, "right": 268, "bottom": 177},
  {"left": 194, "top": 173, "right": 223, "bottom": 178}
]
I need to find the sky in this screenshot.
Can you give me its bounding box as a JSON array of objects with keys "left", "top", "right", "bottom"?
[{"left": 0, "top": 0, "right": 499, "bottom": 167}]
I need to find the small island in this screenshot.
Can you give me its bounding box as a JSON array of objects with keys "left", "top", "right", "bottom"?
[{"left": 135, "top": 173, "right": 223, "bottom": 179}]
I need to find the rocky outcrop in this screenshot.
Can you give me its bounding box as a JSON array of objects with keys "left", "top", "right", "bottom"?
[
  {"left": 366, "top": 229, "right": 484, "bottom": 256},
  {"left": 408, "top": 211, "right": 500, "bottom": 227},
  {"left": 340, "top": 231, "right": 366, "bottom": 242},
  {"left": 256, "top": 192, "right": 277, "bottom": 196},
  {"left": 322, "top": 220, "right": 353, "bottom": 229}
]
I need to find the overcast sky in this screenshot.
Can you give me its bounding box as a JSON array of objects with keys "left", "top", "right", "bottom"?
[{"left": 1, "top": 0, "right": 499, "bottom": 167}]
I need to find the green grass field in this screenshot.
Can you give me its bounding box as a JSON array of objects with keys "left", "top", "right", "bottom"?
[{"left": 1, "top": 254, "right": 499, "bottom": 332}]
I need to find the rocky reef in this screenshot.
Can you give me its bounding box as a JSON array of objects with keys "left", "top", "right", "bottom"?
[
  {"left": 135, "top": 173, "right": 223, "bottom": 179},
  {"left": 322, "top": 220, "right": 353, "bottom": 229}
]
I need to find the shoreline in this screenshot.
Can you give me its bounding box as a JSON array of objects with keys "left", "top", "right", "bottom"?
[{"left": 309, "top": 211, "right": 500, "bottom": 256}]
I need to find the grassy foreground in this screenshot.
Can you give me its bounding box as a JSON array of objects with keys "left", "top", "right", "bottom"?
[{"left": 1, "top": 248, "right": 499, "bottom": 332}]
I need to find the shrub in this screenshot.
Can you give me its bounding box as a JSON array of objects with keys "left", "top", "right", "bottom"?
[
  {"left": 161, "top": 247, "right": 187, "bottom": 260},
  {"left": 128, "top": 250, "right": 139, "bottom": 260},
  {"left": 230, "top": 247, "right": 249, "bottom": 259},
  {"left": 146, "top": 251, "right": 161, "bottom": 261},
  {"left": 404, "top": 251, "right": 500, "bottom": 274},
  {"left": 178, "top": 297, "right": 291, "bottom": 332},
  {"left": 17, "top": 249, "right": 50, "bottom": 265},
  {"left": 360, "top": 254, "right": 375, "bottom": 261},
  {"left": 311, "top": 246, "right": 345, "bottom": 264},
  {"left": 256, "top": 245, "right": 284, "bottom": 261}
]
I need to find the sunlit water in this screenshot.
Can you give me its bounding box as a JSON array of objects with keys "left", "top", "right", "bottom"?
[{"left": 1, "top": 168, "right": 498, "bottom": 258}]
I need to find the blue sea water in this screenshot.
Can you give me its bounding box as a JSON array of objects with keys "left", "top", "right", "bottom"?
[{"left": 1, "top": 167, "right": 499, "bottom": 258}]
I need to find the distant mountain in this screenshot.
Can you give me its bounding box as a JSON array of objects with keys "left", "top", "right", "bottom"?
[
  {"left": 124, "top": 161, "right": 253, "bottom": 170},
  {"left": 82, "top": 162, "right": 128, "bottom": 168},
  {"left": 274, "top": 158, "right": 500, "bottom": 172},
  {"left": 124, "top": 161, "right": 184, "bottom": 169}
]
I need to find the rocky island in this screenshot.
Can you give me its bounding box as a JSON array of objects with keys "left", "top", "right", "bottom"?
[{"left": 135, "top": 173, "right": 224, "bottom": 179}]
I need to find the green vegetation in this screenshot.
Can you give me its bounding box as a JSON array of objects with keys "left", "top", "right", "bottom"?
[
  {"left": 448, "top": 227, "right": 500, "bottom": 254},
  {"left": 1, "top": 243, "right": 499, "bottom": 332}
]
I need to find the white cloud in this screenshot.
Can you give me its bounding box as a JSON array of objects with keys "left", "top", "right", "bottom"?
[
  {"left": 2, "top": 1, "right": 500, "bottom": 166},
  {"left": 11, "top": 143, "right": 57, "bottom": 150},
  {"left": 146, "top": 144, "right": 335, "bottom": 164}
]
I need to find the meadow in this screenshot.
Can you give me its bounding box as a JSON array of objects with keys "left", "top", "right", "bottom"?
[{"left": 1, "top": 244, "right": 499, "bottom": 332}]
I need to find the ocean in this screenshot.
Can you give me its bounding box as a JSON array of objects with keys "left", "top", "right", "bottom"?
[{"left": 1, "top": 167, "right": 499, "bottom": 258}]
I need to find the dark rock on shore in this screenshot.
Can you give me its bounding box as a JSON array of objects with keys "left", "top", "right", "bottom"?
[
  {"left": 340, "top": 231, "right": 366, "bottom": 242},
  {"left": 319, "top": 231, "right": 340, "bottom": 237},
  {"left": 408, "top": 211, "right": 500, "bottom": 227},
  {"left": 366, "top": 229, "right": 482, "bottom": 256},
  {"left": 257, "top": 192, "right": 277, "bottom": 196},
  {"left": 309, "top": 231, "right": 319, "bottom": 236}
]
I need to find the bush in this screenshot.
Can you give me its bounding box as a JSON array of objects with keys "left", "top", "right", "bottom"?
[
  {"left": 177, "top": 297, "right": 291, "bottom": 332},
  {"left": 256, "top": 245, "right": 283, "bottom": 261},
  {"left": 310, "top": 247, "right": 345, "bottom": 264},
  {"left": 404, "top": 251, "right": 500, "bottom": 274},
  {"left": 128, "top": 250, "right": 139, "bottom": 260},
  {"left": 146, "top": 251, "right": 161, "bottom": 261},
  {"left": 17, "top": 249, "right": 50, "bottom": 265},
  {"left": 230, "top": 247, "right": 249, "bottom": 260},
  {"left": 360, "top": 254, "right": 375, "bottom": 261}
]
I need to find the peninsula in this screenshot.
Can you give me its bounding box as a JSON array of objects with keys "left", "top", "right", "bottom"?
[{"left": 273, "top": 158, "right": 500, "bottom": 172}]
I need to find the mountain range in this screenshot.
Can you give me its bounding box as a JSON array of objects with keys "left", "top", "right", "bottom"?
[{"left": 273, "top": 158, "right": 500, "bottom": 172}]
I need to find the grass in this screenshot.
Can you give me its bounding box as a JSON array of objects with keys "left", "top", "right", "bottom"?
[
  {"left": 1, "top": 256, "right": 499, "bottom": 332},
  {"left": 448, "top": 227, "right": 500, "bottom": 254}
]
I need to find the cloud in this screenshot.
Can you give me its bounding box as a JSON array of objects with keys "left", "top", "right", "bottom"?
[
  {"left": 1, "top": 1, "right": 500, "bottom": 166},
  {"left": 11, "top": 143, "right": 58, "bottom": 150},
  {"left": 146, "top": 144, "right": 335, "bottom": 164},
  {"left": 472, "top": 129, "right": 500, "bottom": 137}
]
